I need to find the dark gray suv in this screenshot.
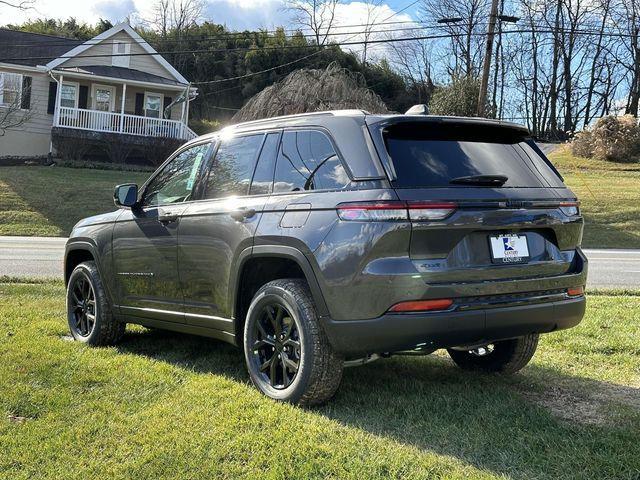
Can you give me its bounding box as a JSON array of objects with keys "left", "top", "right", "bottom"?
[{"left": 64, "top": 110, "right": 587, "bottom": 405}]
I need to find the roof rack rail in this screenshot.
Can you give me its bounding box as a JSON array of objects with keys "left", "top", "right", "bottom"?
[{"left": 228, "top": 109, "right": 368, "bottom": 129}]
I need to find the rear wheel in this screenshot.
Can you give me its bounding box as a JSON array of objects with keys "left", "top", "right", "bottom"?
[
  {"left": 66, "top": 261, "right": 125, "bottom": 345},
  {"left": 243, "top": 279, "right": 343, "bottom": 405},
  {"left": 447, "top": 334, "right": 539, "bottom": 374}
]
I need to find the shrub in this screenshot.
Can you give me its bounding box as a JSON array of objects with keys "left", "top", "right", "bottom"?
[
  {"left": 428, "top": 76, "right": 483, "bottom": 117},
  {"left": 190, "top": 118, "right": 221, "bottom": 135},
  {"left": 570, "top": 130, "right": 594, "bottom": 158},
  {"left": 571, "top": 115, "right": 640, "bottom": 163},
  {"left": 52, "top": 135, "right": 92, "bottom": 161},
  {"left": 99, "top": 139, "right": 134, "bottom": 166},
  {"left": 143, "top": 137, "right": 186, "bottom": 167}
]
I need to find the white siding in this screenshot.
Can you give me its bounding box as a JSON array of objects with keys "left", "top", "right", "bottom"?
[
  {"left": 60, "top": 31, "right": 177, "bottom": 81},
  {"left": 0, "top": 70, "right": 53, "bottom": 156}
]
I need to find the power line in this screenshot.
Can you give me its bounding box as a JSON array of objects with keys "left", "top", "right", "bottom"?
[
  {"left": 192, "top": 49, "right": 324, "bottom": 85},
  {"left": 3, "top": 19, "right": 435, "bottom": 48},
  {"left": 3, "top": 26, "right": 637, "bottom": 63},
  {"left": 2, "top": 21, "right": 482, "bottom": 49}
]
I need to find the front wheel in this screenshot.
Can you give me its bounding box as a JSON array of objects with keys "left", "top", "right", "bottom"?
[
  {"left": 66, "top": 261, "right": 125, "bottom": 345},
  {"left": 243, "top": 279, "right": 343, "bottom": 406},
  {"left": 447, "top": 334, "right": 539, "bottom": 374}
]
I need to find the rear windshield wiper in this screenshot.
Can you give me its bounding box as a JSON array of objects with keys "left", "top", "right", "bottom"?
[{"left": 449, "top": 175, "right": 508, "bottom": 186}]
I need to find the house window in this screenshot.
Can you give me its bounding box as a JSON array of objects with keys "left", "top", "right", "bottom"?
[
  {"left": 144, "top": 93, "right": 162, "bottom": 118},
  {"left": 112, "top": 40, "right": 130, "bottom": 68},
  {"left": 0, "top": 71, "right": 22, "bottom": 107},
  {"left": 60, "top": 82, "right": 79, "bottom": 109}
]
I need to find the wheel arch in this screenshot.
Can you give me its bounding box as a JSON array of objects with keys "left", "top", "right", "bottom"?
[
  {"left": 64, "top": 242, "right": 100, "bottom": 285},
  {"left": 231, "top": 245, "right": 329, "bottom": 344}
]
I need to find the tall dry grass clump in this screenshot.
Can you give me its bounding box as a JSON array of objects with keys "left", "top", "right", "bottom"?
[
  {"left": 232, "top": 63, "right": 390, "bottom": 122},
  {"left": 571, "top": 115, "right": 640, "bottom": 163}
]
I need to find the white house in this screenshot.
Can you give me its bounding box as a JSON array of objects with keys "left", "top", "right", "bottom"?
[{"left": 0, "top": 22, "right": 197, "bottom": 158}]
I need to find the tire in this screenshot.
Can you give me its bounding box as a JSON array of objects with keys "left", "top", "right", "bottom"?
[
  {"left": 243, "top": 278, "right": 343, "bottom": 406},
  {"left": 447, "top": 334, "right": 539, "bottom": 374},
  {"left": 66, "top": 261, "right": 125, "bottom": 346}
]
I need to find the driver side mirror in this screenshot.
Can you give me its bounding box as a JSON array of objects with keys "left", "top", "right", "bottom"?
[{"left": 114, "top": 183, "right": 139, "bottom": 208}]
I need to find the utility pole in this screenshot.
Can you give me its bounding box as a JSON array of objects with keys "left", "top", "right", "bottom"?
[{"left": 477, "top": 0, "right": 500, "bottom": 117}]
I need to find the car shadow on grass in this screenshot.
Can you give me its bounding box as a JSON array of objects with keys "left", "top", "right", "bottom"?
[{"left": 116, "top": 327, "right": 640, "bottom": 479}]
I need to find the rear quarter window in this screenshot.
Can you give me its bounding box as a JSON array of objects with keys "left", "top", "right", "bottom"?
[{"left": 383, "top": 123, "right": 565, "bottom": 188}]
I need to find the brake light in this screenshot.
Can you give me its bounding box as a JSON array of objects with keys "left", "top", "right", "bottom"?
[
  {"left": 389, "top": 298, "right": 454, "bottom": 312},
  {"left": 407, "top": 201, "right": 457, "bottom": 221},
  {"left": 336, "top": 201, "right": 407, "bottom": 221},
  {"left": 337, "top": 201, "right": 456, "bottom": 221},
  {"left": 559, "top": 201, "right": 580, "bottom": 216},
  {"left": 567, "top": 286, "right": 585, "bottom": 297}
]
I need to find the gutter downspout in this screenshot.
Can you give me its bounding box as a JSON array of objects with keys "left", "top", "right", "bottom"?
[{"left": 47, "top": 70, "right": 60, "bottom": 159}]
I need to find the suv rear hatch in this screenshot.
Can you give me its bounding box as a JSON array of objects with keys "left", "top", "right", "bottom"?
[{"left": 366, "top": 116, "right": 584, "bottom": 284}]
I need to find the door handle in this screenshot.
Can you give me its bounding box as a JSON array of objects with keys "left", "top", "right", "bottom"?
[
  {"left": 229, "top": 208, "right": 256, "bottom": 222},
  {"left": 158, "top": 211, "right": 179, "bottom": 224}
]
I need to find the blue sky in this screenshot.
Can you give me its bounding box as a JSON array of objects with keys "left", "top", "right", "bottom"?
[{"left": 1, "top": 0, "right": 421, "bottom": 33}]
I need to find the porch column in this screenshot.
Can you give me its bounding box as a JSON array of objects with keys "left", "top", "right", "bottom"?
[
  {"left": 53, "top": 74, "right": 63, "bottom": 127},
  {"left": 120, "top": 83, "right": 127, "bottom": 133}
]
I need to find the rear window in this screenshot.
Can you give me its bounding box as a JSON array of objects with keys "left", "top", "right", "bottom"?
[{"left": 383, "top": 123, "right": 564, "bottom": 188}]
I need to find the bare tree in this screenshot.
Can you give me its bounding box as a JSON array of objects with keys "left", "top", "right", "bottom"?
[
  {"left": 387, "top": 38, "right": 435, "bottom": 104},
  {"left": 285, "top": 0, "right": 340, "bottom": 46},
  {"left": 0, "top": 81, "right": 32, "bottom": 137},
  {"left": 0, "top": 0, "right": 35, "bottom": 9},
  {"left": 419, "top": 0, "right": 490, "bottom": 78},
  {"left": 150, "top": 0, "right": 205, "bottom": 38},
  {"left": 361, "top": 0, "right": 383, "bottom": 63}
]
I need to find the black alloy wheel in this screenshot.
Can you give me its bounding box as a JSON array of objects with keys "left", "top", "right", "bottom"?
[
  {"left": 250, "top": 303, "right": 301, "bottom": 389},
  {"left": 69, "top": 272, "right": 97, "bottom": 337},
  {"left": 243, "top": 279, "right": 343, "bottom": 405},
  {"left": 66, "top": 261, "right": 125, "bottom": 345}
]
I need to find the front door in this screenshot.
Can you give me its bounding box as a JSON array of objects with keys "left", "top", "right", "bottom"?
[
  {"left": 178, "top": 131, "right": 280, "bottom": 330},
  {"left": 93, "top": 85, "right": 115, "bottom": 111},
  {"left": 92, "top": 85, "right": 115, "bottom": 131},
  {"left": 112, "top": 142, "right": 212, "bottom": 322}
]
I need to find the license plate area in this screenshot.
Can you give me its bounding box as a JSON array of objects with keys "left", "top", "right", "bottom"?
[{"left": 489, "top": 234, "right": 530, "bottom": 264}]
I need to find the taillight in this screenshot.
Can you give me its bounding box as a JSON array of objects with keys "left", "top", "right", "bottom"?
[
  {"left": 567, "top": 286, "right": 585, "bottom": 297},
  {"left": 559, "top": 201, "right": 580, "bottom": 216},
  {"left": 389, "top": 298, "right": 454, "bottom": 312},
  {"left": 337, "top": 201, "right": 457, "bottom": 222},
  {"left": 336, "top": 201, "right": 407, "bottom": 221},
  {"left": 407, "top": 201, "right": 457, "bottom": 221}
]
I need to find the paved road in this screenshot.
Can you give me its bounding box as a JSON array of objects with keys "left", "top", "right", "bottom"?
[
  {"left": 0, "top": 236, "right": 66, "bottom": 279},
  {"left": 0, "top": 236, "right": 638, "bottom": 289}
]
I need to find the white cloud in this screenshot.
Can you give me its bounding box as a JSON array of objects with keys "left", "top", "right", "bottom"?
[
  {"left": 329, "top": 2, "right": 415, "bottom": 59},
  {"left": 0, "top": 0, "right": 414, "bottom": 59}
]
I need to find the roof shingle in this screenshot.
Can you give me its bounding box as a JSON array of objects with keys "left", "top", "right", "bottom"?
[{"left": 0, "top": 28, "right": 82, "bottom": 66}]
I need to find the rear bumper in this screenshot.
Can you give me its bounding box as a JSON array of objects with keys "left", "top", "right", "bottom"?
[{"left": 322, "top": 295, "right": 585, "bottom": 356}]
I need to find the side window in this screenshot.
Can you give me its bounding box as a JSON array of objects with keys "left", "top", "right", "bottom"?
[
  {"left": 143, "top": 143, "right": 210, "bottom": 207},
  {"left": 249, "top": 132, "right": 280, "bottom": 195},
  {"left": 273, "top": 130, "right": 350, "bottom": 193},
  {"left": 204, "top": 134, "right": 264, "bottom": 199}
]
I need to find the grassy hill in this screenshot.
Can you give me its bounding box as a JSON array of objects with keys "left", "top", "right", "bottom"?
[
  {"left": 0, "top": 148, "right": 639, "bottom": 248},
  {"left": 548, "top": 146, "right": 640, "bottom": 248},
  {"left": 1, "top": 280, "right": 639, "bottom": 479},
  {"left": 0, "top": 166, "right": 148, "bottom": 236}
]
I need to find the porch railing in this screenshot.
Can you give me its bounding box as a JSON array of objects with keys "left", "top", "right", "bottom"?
[{"left": 55, "top": 107, "right": 197, "bottom": 141}]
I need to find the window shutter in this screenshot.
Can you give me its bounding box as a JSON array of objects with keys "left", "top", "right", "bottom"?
[
  {"left": 47, "top": 81, "right": 57, "bottom": 114},
  {"left": 163, "top": 96, "right": 172, "bottom": 119},
  {"left": 20, "top": 76, "right": 32, "bottom": 110},
  {"left": 135, "top": 93, "right": 144, "bottom": 116},
  {"left": 78, "top": 85, "right": 89, "bottom": 109}
]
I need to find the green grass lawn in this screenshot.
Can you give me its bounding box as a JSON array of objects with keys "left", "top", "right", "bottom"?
[
  {"left": 1, "top": 281, "right": 639, "bottom": 479},
  {"left": 0, "top": 166, "right": 148, "bottom": 236},
  {"left": 0, "top": 148, "right": 639, "bottom": 248},
  {"left": 548, "top": 147, "right": 640, "bottom": 248}
]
